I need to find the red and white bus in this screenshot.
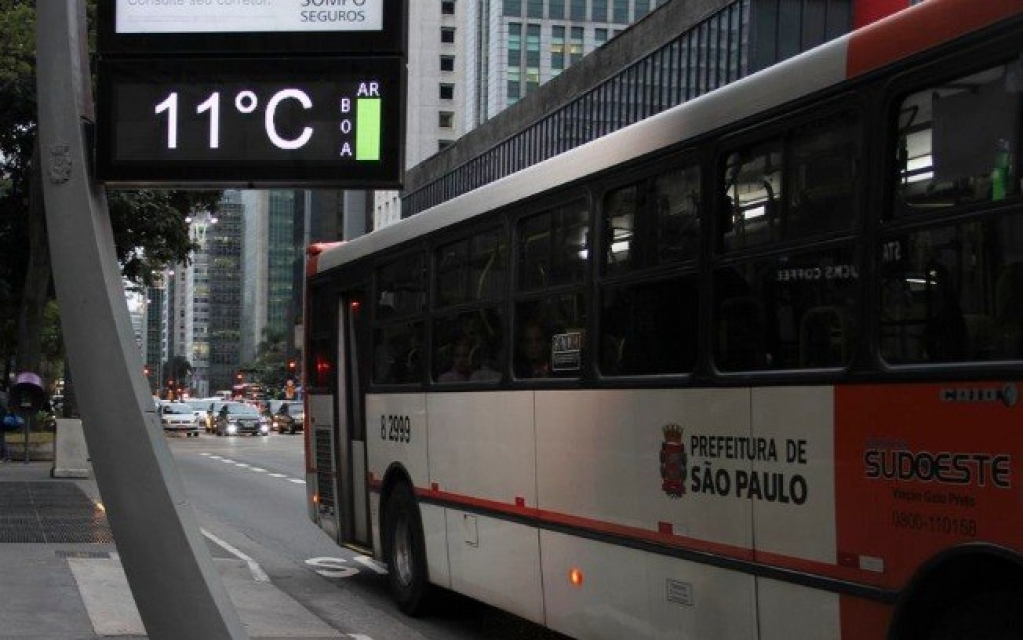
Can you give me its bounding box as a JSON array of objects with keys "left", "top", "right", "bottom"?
[{"left": 304, "top": 2, "right": 1023, "bottom": 637}]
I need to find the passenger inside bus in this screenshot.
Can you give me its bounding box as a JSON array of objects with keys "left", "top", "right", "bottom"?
[
  {"left": 515, "top": 320, "right": 551, "bottom": 378},
  {"left": 439, "top": 338, "right": 475, "bottom": 382}
]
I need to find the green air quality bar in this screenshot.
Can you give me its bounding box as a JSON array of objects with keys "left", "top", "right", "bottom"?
[{"left": 356, "top": 98, "right": 382, "bottom": 161}]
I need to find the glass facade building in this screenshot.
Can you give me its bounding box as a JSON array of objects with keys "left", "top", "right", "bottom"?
[{"left": 405, "top": 0, "right": 852, "bottom": 217}]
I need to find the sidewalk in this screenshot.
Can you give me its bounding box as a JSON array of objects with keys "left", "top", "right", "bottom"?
[{"left": 0, "top": 459, "right": 342, "bottom": 639}]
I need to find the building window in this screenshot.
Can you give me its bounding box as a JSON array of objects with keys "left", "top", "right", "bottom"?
[
  {"left": 503, "top": 0, "right": 521, "bottom": 16},
  {"left": 439, "top": 111, "right": 455, "bottom": 128},
  {"left": 551, "top": 25, "right": 566, "bottom": 74},
  {"left": 570, "top": 0, "right": 585, "bottom": 20},
  {"left": 439, "top": 139, "right": 455, "bottom": 152},
  {"left": 592, "top": 0, "right": 607, "bottom": 21},
  {"left": 594, "top": 28, "right": 608, "bottom": 47},
  {"left": 526, "top": 24, "right": 541, "bottom": 92},
  {"left": 549, "top": 0, "right": 565, "bottom": 19},
  {"left": 508, "top": 22, "right": 522, "bottom": 101},
  {"left": 442, "top": 0, "right": 455, "bottom": 15},
  {"left": 440, "top": 83, "right": 455, "bottom": 100},
  {"left": 570, "top": 26, "right": 584, "bottom": 64},
  {"left": 527, "top": 0, "right": 543, "bottom": 18},
  {"left": 441, "top": 27, "right": 455, "bottom": 44},
  {"left": 440, "top": 55, "right": 455, "bottom": 72},
  {"left": 613, "top": 0, "right": 628, "bottom": 23},
  {"left": 508, "top": 67, "right": 522, "bottom": 102},
  {"left": 635, "top": 0, "right": 651, "bottom": 19}
]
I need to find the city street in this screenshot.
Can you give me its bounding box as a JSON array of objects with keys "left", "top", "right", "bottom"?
[{"left": 166, "top": 433, "right": 565, "bottom": 640}]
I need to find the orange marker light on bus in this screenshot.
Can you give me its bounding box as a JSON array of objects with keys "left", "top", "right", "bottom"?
[
  {"left": 312, "top": 493, "right": 320, "bottom": 505},
  {"left": 569, "top": 568, "right": 584, "bottom": 587}
]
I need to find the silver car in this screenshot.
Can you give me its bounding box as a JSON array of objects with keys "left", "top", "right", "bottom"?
[{"left": 160, "top": 402, "right": 201, "bottom": 437}]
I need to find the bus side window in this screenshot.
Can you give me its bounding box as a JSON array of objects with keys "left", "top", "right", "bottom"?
[
  {"left": 877, "top": 217, "right": 1023, "bottom": 365},
  {"left": 374, "top": 322, "right": 424, "bottom": 384},
  {"left": 787, "top": 111, "right": 861, "bottom": 238},
  {"left": 715, "top": 247, "right": 859, "bottom": 371},
  {"left": 895, "top": 60, "right": 1021, "bottom": 214},
  {"left": 722, "top": 143, "right": 783, "bottom": 251},
  {"left": 995, "top": 261, "right": 1023, "bottom": 357},
  {"left": 799, "top": 306, "right": 851, "bottom": 367},
  {"left": 600, "top": 276, "right": 698, "bottom": 376}
]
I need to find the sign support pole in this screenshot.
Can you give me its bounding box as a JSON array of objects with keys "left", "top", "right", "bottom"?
[{"left": 35, "top": 3, "right": 248, "bottom": 638}]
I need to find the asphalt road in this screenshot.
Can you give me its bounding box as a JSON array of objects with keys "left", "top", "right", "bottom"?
[{"left": 166, "top": 432, "right": 567, "bottom": 640}]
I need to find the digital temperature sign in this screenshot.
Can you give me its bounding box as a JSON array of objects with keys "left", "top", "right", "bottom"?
[{"left": 96, "top": 56, "right": 404, "bottom": 187}]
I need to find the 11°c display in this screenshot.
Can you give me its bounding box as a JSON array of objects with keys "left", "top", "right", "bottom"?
[{"left": 96, "top": 56, "right": 404, "bottom": 187}]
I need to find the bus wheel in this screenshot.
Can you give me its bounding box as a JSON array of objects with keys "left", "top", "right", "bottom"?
[
  {"left": 384, "top": 482, "right": 431, "bottom": 616},
  {"left": 929, "top": 593, "right": 1023, "bottom": 640}
]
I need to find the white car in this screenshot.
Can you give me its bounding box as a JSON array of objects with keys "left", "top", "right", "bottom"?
[{"left": 159, "top": 402, "right": 201, "bottom": 437}]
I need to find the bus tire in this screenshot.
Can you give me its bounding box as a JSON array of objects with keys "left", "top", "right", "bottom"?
[
  {"left": 929, "top": 592, "right": 1023, "bottom": 640},
  {"left": 384, "top": 482, "right": 432, "bottom": 616}
]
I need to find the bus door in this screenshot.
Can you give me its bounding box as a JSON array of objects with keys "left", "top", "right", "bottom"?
[{"left": 336, "top": 291, "right": 372, "bottom": 548}]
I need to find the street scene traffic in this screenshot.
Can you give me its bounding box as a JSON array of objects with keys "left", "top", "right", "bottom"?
[
  {"left": 167, "top": 432, "right": 566, "bottom": 640},
  {"left": 3, "top": 0, "right": 1023, "bottom": 639}
]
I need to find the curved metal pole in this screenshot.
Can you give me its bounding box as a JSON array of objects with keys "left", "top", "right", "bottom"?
[{"left": 35, "top": 2, "right": 248, "bottom": 638}]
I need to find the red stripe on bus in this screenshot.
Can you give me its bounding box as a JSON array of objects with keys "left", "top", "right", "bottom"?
[
  {"left": 847, "top": 0, "right": 1023, "bottom": 78},
  {"left": 369, "top": 482, "right": 890, "bottom": 586}
]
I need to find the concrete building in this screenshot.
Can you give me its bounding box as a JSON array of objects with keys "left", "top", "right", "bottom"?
[
  {"left": 374, "top": 0, "right": 665, "bottom": 228},
  {"left": 401, "top": 0, "right": 862, "bottom": 216}
]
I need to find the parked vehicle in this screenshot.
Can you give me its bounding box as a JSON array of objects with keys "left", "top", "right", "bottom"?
[
  {"left": 214, "top": 402, "right": 269, "bottom": 437},
  {"left": 159, "top": 402, "right": 201, "bottom": 437}
]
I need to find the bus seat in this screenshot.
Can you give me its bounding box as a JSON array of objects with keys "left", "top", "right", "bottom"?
[
  {"left": 963, "top": 314, "right": 994, "bottom": 359},
  {"left": 995, "top": 262, "right": 1023, "bottom": 357},
  {"left": 799, "top": 306, "right": 849, "bottom": 367},
  {"left": 718, "top": 296, "right": 766, "bottom": 370}
]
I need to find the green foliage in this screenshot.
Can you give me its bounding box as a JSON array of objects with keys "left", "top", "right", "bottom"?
[
  {"left": 244, "top": 330, "right": 293, "bottom": 392},
  {"left": 162, "top": 355, "right": 193, "bottom": 390},
  {"left": 0, "top": 2, "right": 221, "bottom": 377}
]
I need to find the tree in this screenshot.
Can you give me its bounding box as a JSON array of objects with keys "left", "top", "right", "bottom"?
[
  {"left": 0, "top": 3, "right": 219, "bottom": 401},
  {"left": 162, "top": 356, "right": 193, "bottom": 399},
  {"left": 244, "top": 329, "right": 290, "bottom": 395}
]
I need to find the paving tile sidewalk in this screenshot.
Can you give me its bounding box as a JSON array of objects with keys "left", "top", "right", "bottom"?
[
  {"left": 0, "top": 460, "right": 342, "bottom": 639},
  {"left": 0, "top": 460, "right": 124, "bottom": 639}
]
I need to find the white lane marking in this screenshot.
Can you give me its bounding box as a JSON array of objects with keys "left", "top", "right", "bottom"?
[
  {"left": 353, "top": 555, "right": 388, "bottom": 574},
  {"left": 199, "top": 454, "right": 300, "bottom": 484},
  {"left": 201, "top": 529, "right": 270, "bottom": 582},
  {"left": 305, "top": 556, "right": 388, "bottom": 579},
  {"left": 306, "top": 557, "right": 359, "bottom": 578}
]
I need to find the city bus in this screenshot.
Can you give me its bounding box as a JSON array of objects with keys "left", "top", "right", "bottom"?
[{"left": 303, "top": 1, "right": 1023, "bottom": 638}]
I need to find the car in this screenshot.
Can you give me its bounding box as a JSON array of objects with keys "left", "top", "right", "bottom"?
[
  {"left": 183, "top": 398, "right": 216, "bottom": 429},
  {"left": 214, "top": 402, "right": 270, "bottom": 437},
  {"left": 159, "top": 402, "right": 201, "bottom": 437},
  {"left": 270, "top": 400, "right": 304, "bottom": 435}
]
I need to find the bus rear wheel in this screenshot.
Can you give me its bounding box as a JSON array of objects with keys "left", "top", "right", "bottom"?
[
  {"left": 384, "top": 482, "right": 432, "bottom": 616},
  {"left": 929, "top": 593, "right": 1023, "bottom": 640}
]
